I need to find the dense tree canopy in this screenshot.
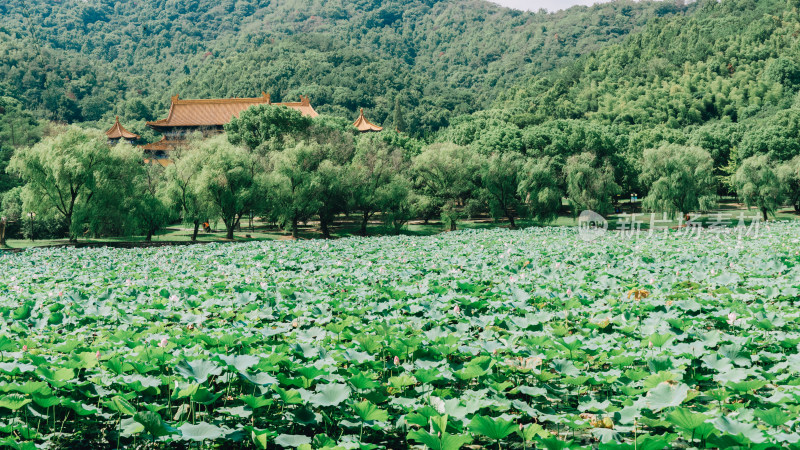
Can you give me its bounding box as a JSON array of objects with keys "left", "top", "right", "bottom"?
[
  {"left": 639, "top": 144, "right": 718, "bottom": 217},
  {"left": 0, "top": 0, "right": 686, "bottom": 136},
  {"left": 6, "top": 127, "right": 112, "bottom": 242},
  {"left": 734, "top": 155, "right": 783, "bottom": 221}
]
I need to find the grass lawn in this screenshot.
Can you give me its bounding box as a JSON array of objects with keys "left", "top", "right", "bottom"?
[{"left": 2, "top": 199, "right": 798, "bottom": 250}]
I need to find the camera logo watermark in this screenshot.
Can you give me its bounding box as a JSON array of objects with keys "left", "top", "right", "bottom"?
[{"left": 578, "top": 210, "right": 609, "bottom": 242}]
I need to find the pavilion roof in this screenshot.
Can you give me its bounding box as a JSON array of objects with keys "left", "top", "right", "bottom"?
[
  {"left": 353, "top": 108, "right": 383, "bottom": 132},
  {"left": 106, "top": 117, "right": 140, "bottom": 140}
]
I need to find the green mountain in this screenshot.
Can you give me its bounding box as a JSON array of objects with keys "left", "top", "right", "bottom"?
[
  {"left": 0, "top": 0, "right": 685, "bottom": 136},
  {"left": 442, "top": 0, "right": 800, "bottom": 192}
]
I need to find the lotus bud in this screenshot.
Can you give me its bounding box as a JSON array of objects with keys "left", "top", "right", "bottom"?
[
  {"left": 158, "top": 337, "right": 168, "bottom": 348},
  {"left": 453, "top": 305, "right": 460, "bottom": 314},
  {"left": 566, "top": 288, "right": 573, "bottom": 297},
  {"left": 96, "top": 351, "right": 101, "bottom": 359},
  {"left": 292, "top": 319, "right": 299, "bottom": 328},
  {"left": 394, "top": 356, "right": 400, "bottom": 365},
  {"left": 22, "top": 345, "right": 27, "bottom": 352},
  {"left": 727, "top": 312, "right": 738, "bottom": 326}
]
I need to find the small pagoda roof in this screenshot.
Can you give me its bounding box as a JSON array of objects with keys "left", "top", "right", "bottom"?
[
  {"left": 146, "top": 93, "right": 319, "bottom": 129},
  {"left": 353, "top": 108, "right": 383, "bottom": 132},
  {"left": 106, "top": 117, "right": 140, "bottom": 140}
]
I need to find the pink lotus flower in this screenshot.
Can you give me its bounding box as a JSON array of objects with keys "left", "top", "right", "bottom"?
[
  {"left": 158, "top": 338, "right": 168, "bottom": 348},
  {"left": 727, "top": 312, "right": 740, "bottom": 326},
  {"left": 453, "top": 305, "right": 460, "bottom": 314},
  {"left": 566, "top": 288, "right": 573, "bottom": 297},
  {"left": 649, "top": 278, "right": 655, "bottom": 284},
  {"left": 393, "top": 356, "right": 400, "bottom": 365},
  {"left": 96, "top": 351, "right": 101, "bottom": 359},
  {"left": 260, "top": 282, "right": 268, "bottom": 289},
  {"left": 555, "top": 262, "right": 561, "bottom": 269},
  {"left": 169, "top": 295, "right": 179, "bottom": 302},
  {"left": 22, "top": 345, "right": 27, "bottom": 352}
]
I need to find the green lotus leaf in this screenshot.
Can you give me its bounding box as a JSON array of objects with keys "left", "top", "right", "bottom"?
[
  {"left": 106, "top": 395, "right": 137, "bottom": 415},
  {"left": 175, "top": 359, "right": 222, "bottom": 384},
  {"left": 713, "top": 415, "right": 766, "bottom": 444},
  {"left": 754, "top": 407, "right": 790, "bottom": 427},
  {"left": 407, "top": 429, "right": 472, "bottom": 450},
  {"left": 134, "top": 411, "right": 177, "bottom": 438},
  {"left": 666, "top": 407, "right": 709, "bottom": 431},
  {"left": 645, "top": 382, "right": 689, "bottom": 411},
  {"left": 352, "top": 400, "right": 388, "bottom": 422},
  {"left": 469, "top": 414, "right": 519, "bottom": 440},
  {"left": 241, "top": 394, "right": 273, "bottom": 409},
  {"left": 0, "top": 393, "right": 31, "bottom": 411},
  {"left": 179, "top": 422, "right": 223, "bottom": 441},
  {"left": 308, "top": 383, "right": 350, "bottom": 407},
  {"left": 275, "top": 434, "right": 312, "bottom": 448}
]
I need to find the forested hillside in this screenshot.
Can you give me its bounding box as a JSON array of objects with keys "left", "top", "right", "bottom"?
[
  {"left": 443, "top": 0, "right": 800, "bottom": 193},
  {"left": 0, "top": 0, "right": 685, "bottom": 135}
]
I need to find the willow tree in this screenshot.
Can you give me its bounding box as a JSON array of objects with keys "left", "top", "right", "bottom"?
[
  {"left": 563, "top": 152, "right": 621, "bottom": 216},
  {"left": 517, "top": 156, "right": 563, "bottom": 224},
  {"left": 6, "top": 127, "right": 111, "bottom": 242},
  {"left": 269, "top": 141, "right": 323, "bottom": 239},
  {"left": 639, "top": 144, "right": 718, "bottom": 217},
  {"left": 778, "top": 156, "right": 800, "bottom": 213},
  {"left": 225, "top": 104, "right": 313, "bottom": 152},
  {"left": 193, "top": 136, "right": 264, "bottom": 240},
  {"left": 350, "top": 134, "right": 406, "bottom": 236},
  {"left": 412, "top": 143, "right": 480, "bottom": 231},
  {"left": 164, "top": 145, "right": 207, "bottom": 241},
  {"left": 734, "top": 155, "right": 783, "bottom": 221},
  {"left": 478, "top": 152, "right": 526, "bottom": 228}
]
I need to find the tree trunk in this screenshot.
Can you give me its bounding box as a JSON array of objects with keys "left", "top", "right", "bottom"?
[
  {"left": 360, "top": 211, "right": 369, "bottom": 237},
  {"left": 507, "top": 211, "right": 516, "bottom": 229},
  {"left": 450, "top": 220, "right": 457, "bottom": 231},
  {"left": 794, "top": 202, "right": 799, "bottom": 213},
  {"left": 0, "top": 220, "right": 6, "bottom": 247},
  {"left": 320, "top": 216, "right": 331, "bottom": 239},
  {"left": 66, "top": 212, "right": 77, "bottom": 243},
  {"left": 145, "top": 229, "right": 153, "bottom": 242},
  {"left": 191, "top": 221, "right": 200, "bottom": 242},
  {"left": 291, "top": 216, "right": 299, "bottom": 239},
  {"left": 226, "top": 226, "right": 234, "bottom": 240},
  {"left": 762, "top": 208, "right": 768, "bottom": 222}
]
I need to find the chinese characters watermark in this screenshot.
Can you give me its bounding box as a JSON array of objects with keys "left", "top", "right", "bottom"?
[{"left": 578, "top": 210, "right": 762, "bottom": 242}]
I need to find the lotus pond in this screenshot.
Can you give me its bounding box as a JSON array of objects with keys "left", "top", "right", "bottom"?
[{"left": 1, "top": 224, "right": 800, "bottom": 449}]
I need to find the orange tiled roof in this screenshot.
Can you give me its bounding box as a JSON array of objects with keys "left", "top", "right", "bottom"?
[
  {"left": 141, "top": 137, "right": 185, "bottom": 151},
  {"left": 143, "top": 158, "right": 174, "bottom": 167},
  {"left": 146, "top": 93, "right": 319, "bottom": 128},
  {"left": 353, "top": 108, "right": 383, "bottom": 132},
  {"left": 106, "top": 116, "right": 140, "bottom": 140}
]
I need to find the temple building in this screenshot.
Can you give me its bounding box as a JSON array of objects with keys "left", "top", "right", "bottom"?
[
  {"left": 105, "top": 116, "right": 140, "bottom": 145},
  {"left": 142, "top": 93, "right": 319, "bottom": 159},
  {"left": 353, "top": 108, "right": 383, "bottom": 133}
]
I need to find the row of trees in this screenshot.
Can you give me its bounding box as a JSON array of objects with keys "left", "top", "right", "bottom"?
[{"left": 4, "top": 106, "right": 799, "bottom": 245}]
